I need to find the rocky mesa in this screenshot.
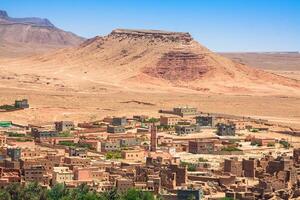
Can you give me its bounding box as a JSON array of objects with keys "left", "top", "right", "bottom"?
[{"left": 3, "top": 28, "right": 300, "bottom": 96}]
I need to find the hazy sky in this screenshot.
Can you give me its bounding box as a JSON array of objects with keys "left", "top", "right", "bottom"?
[{"left": 1, "top": 0, "right": 299, "bottom": 52}]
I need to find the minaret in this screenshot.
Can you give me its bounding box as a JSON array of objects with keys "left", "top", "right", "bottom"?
[{"left": 150, "top": 124, "right": 157, "bottom": 152}]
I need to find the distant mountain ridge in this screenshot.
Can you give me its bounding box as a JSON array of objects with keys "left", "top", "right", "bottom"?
[
  {"left": 0, "top": 10, "right": 54, "bottom": 27},
  {"left": 0, "top": 10, "right": 84, "bottom": 57}
]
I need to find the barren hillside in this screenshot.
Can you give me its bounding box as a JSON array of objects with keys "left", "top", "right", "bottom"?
[
  {"left": 0, "top": 10, "right": 84, "bottom": 57},
  {"left": 3, "top": 29, "right": 299, "bottom": 96},
  {"left": 0, "top": 29, "right": 300, "bottom": 126}
]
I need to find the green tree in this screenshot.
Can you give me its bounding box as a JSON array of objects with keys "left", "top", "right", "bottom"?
[
  {"left": 121, "top": 189, "right": 154, "bottom": 200},
  {"left": 102, "top": 188, "right": 120, "bottom": 200},
  {"left": 47, "top": 184, "right": 70, "bottom": 200},
  {"left": 66, "top": 184, "right": 102, "bottom": 200},
  {"left": 5, "top": 183, "right": 22, "bottom": 200},
  {"left": 21, "top": 182, "right": 47, "bottom": 200},
  {"left": 0, "top": 189, "right": 11, "bottom": 200}
]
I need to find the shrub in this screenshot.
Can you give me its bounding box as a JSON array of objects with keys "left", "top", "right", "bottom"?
[
  {"left": 0, "top": 105, "right": 16, "bottom": 111},
  {"left": 105, "top": 151, "right": 122, "bottom": 160},
  {"left": 279, "top": 140, "right": 290, "bottom": 149},
  {"left": 221, "top": 146, "right": 242, "bottom": 152},
  {"left": 58, "top": 131, "right": 73, "bottom": 137},
  {"left": 6, "top": 132, "right": 25, "bottom": 137},
  {"left": 180, "top": 161, "right": 197, "bottom": 171},
  {"left": 143, "top": 117, "right": 159, "bottom": 123},
  {"left": 58, "top": 141, "right": 76, "bottom": 147},
  {"left": 250, "top": 141, "right": 262, "bottom": 146},
  {"left": 267, "top": 142, "right": 275, "bottom": 147},
  {"left": 198, "top": 157, "right": 208, "bottom": 162}
]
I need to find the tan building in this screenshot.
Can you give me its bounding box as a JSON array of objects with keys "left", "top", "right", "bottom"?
[
  {"left": 121, "top": 149, "right": 145, "bottom": 162},
  {"left": 52, "top": 167, "right": 74, "bottom": 184},
  {"left": 160, "top": 116, "right": 180, "bottom": 126},
  {"left": 173, "top": 106, "right": 197, "bottom": 117},
  {"left": 116, "top": 178, "right": 134, "bottom": 192},
  {"left": 21, "top": 147, "right": 42, "bottom": 158},
  {"left": 0, "top": 134, "right": 6, "bottom": 147},
  {"left": 64, "top": 157, "right": 91, "bottom": 168},
  {"left": 229, "top": 120, "right": 247, "bottom": 130},
  {"left": 24, "top": 165, "right": 50, "bottom": 186}
]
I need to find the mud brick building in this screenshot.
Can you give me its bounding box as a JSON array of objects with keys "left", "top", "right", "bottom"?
[
  {"left": 242, "top": 158, "right": 257, "bottom": 178},
  {"left": 160, "top": 116, "right": 180, "bottom": 126},
  {"left": 160, "top": 164, "right": 187, "bottom": 190},
  {"left": 293, "top": 148, "right": 300, "bottom": 164},
  {"left": 195, "top": 116, "right": 214, "bottom": 127},
  {"left": 101, "top": 141, "right": 120, "bottom": 152},
  {"left": 32, "top": 129, "right": 58, "bottom": 142},
  {"left": 68, "top": 147, "right": 87, "bottom": 157},
  {"left": 120, "top": 138, "right": 141, "bottom": 147},
  {"left": 266, "top": 157, "right": 293, "bottom": 175},
  {"left": 224, "top": 158, "right": 243, "bottom": 176},
  {"left": 6, "top": 147, "right": 21, "bottom": 161},
  {"left": 116, "top": 178, "right": 134, "bottom": 192},
  {"left": 52, "top": 167, "right": 74, "bottom": 184},
  {"left": 173, "top": 106, "right": 197, "bottom": 117},
  {"left": 0, "top": 134, "right": 6, "bottom": 148},
  {"left": 175, "top": 124, "right": 200, "bottom": 135},
  {"left": 64, "top": 157, "right": 91, "bottom": 168},
  {"left": 21, "top": 147, "right": 42, "bottom": 158},
  {"left": 107, "top": 125, "right": 125, "bottom": 133},
  {"left": 20, "top": 158, "right": 57, "bottom": 173},
  {"left": 14, "top": 99, "right": 29, "bottom": 109},
  {"left": 0, "top": 168, "right": 21, "bottom": 186},
  {"left": 188, "top": 139, "right": 222, "bottom": 154},
  {"left": 217, "top": 123, "right": 236, "bottom": 136},
  {"left": 24, "top": 165, "right": 50, "bottom": 186},
  {"left": 55, "top": 121, "right": 74, "bottom": 132},
  {"left": 112, "top": 117, "right": 127, "bottom": 126},
  {"left": 121, "top": 149, "right": 145, "bottom": 162}
]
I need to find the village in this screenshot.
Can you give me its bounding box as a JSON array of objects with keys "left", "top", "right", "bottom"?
[{"left": 0, "top": 99, "right": 300, "bottom": 200}]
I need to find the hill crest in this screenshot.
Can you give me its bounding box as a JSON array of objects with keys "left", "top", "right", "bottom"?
[{"left": 4, "top": 28, "right": 300, "bottom": 95}]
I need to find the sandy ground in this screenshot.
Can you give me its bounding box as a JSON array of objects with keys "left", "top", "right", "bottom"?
[
  {"left": 0, "top": 49, "right": 299, "bottom": 130},
  {"left": 0, "top": 85, "right": 299, "bottom": 128}
]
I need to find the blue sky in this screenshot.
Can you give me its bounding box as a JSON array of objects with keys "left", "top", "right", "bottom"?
[{"left": 1, "top": 0, "right": 299, "bottom": 52}]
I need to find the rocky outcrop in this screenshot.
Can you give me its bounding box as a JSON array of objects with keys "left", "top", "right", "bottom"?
[
  {"left": 143, "top": 51, "right": 210, "bottom": 81},
  {"left": 109, "top": 29, "right": 192, "bottom": 44},
  {"left": 15, "top": 28, "right": 299, "bottom": 95}
]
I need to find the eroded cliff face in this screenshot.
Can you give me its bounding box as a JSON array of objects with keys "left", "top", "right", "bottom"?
[
  {"left": 109, "top": 29, "right": 193, "bottom": 44},
  {"left": 143, "top": 51, "right": 210, "bottom": 81},
  {"left": 101, "top": 29, "right": 213, "bottom": 82}
]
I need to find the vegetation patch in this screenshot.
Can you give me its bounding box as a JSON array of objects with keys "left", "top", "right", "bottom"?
[
  {"left": 0, "top": 104, "right": 17, "bottom": 111},
  {"left": 143, "top": 117, "right": 159, "bottom": 123},
  {"left": 0, "top": 182, "right": 157, "bottom": 200},
  {"left": 198, "top": 157, "right": 208, "bottom": 162},
  {"left": 180, "top": 161, "right": 197, "bottom": 171},
  {"left": 6, "top": 132, "right": 25, "bottom": 137},
  {"left": 105, "top": 150, "right": 122, "bottom": 160},
  {"left": 250, "top": 141, "right": 262, "bottom": 146},
  {"left": 221, "top": 146, "right": 242, "bottom": 152},
  {"left": 57, "top": 131, "right": 73, "bottom": 137},
  {"left": 279, "top": 140, "right": 291, "bottom": 149}
]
